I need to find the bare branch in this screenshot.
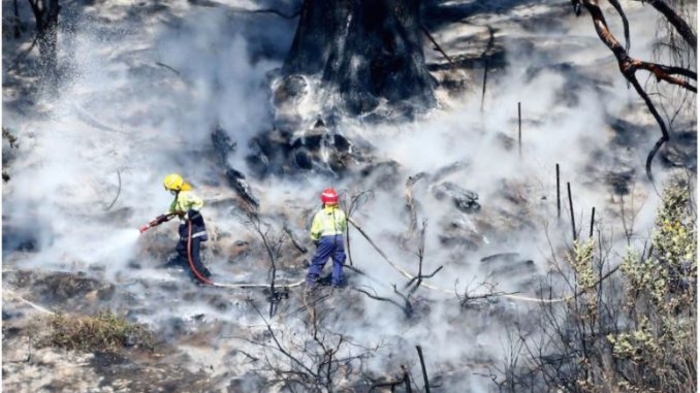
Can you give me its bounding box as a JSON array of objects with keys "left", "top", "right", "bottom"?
[
  {"left": 283, "top": 223, "right": 308, "bottom": 254},
  {"left": 245, "top": 212, "right": 287, "bottom": 317},
  {"left": 638, "top": 0, "right": 697, "bottom": 52},
  {"left": 369, "top": 368, "right": 412, "bottom": 392},
  {"left": 608, "top": 0, "right": 630, "bottom": 51},
  {"left": 6, "top": 34, "right": 40, "bottom": 72},
  {"left": 104, "top": 170, "right": 122, "bottom": 211},
  {"left": 392, "top": 284, "right": 414, "bottom": 317},
  {"left": 403, "top": 220, "right": 444, "bottom": 294},
  {"left": 580, "top": 0, "right": 696, "bottom": 181},
  {"left": 405, "top": 173, "right": 426, "bottom": 235},
  {"left": 250, "top": 301, "right": 318, "bottom": 379},
  {"left": 353, "top": 286, "right": 413, "bottom": 318},
  {"left": 187, "top": 0, "right": 301, "bottom": 19},
  {"left": 154, "top": 61, "right": 181, "bottom": 76},
  {"left": 420, "top": 23, "right": 454, "bottom": 67},
  {"left": 458, "top": 280, "right": 520, "bottom": 308},
  {"left": 343, "top": 189, "right": 374, "bottom": 267},
  {"left": 624, "top": 73, "right": 671, "bottom": 182}
]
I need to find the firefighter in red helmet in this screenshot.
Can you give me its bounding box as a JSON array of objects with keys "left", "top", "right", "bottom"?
[{"left": 306, "top": 188, "right": 347, "bottom": 288}]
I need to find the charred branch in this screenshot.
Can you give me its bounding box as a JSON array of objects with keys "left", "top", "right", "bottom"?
[
  {"left": 353, "top": 287, "right": 413, "bottom": 318},
  {"left": 429, "top": 160, "right": 470, "bottom": 183},
  {"left": 344, "top": 190, "right": 374, "bottom": 267},
  {"left": 7, "top": 17, "right": 39, "bottom": 73},
  {"left": 608, "top": 0, "right": 630, "bottom": 51},
  {"left": 420, "top": 23, "right": 454, "bottom": 67},
  {"left": 579, "top": 0, "right": 696, "bottom": 181},
  {"left": 283, "top": 224, "right": 308, "bottom": 254},
  {"left": 250, "top": 301, "right": 318, "bottom": 379},
  {"left": 458, "top": 280, "right": 519, "bottom": 308},
  {"left": 245, "top": 212, "right": 286, "bottom": 317},
  {"left": 369, "top": 367, "right": 412, "bottom": 392},
  {"left": 404, "top": 220, "right": 443, "bottom": 294},
  {"left": 187, "top": 0, "right": 301, "bottom": 19},
  {"left": 415, "top": 346, "right": 432, "bottom": 393},
  {"left": 104, "top": 170, "right": 122, "bottom": 211},
  {"left": 480, "top": 25, "right": 496, "bottom": 111},
  {"left": 154, "top": 61, "right": 181, "bottom": 76},
  {"left": 636, "top": 0, "right": 697, "bottom": 52},
  {"left": 627, "top": 73, "right": 670, "bottom": 182},
  {"left": 392, "top": 284, "right": 414, "bottom": 317},
  {"left": 405, "top": 173, "right": 426, "bottom": 235}
]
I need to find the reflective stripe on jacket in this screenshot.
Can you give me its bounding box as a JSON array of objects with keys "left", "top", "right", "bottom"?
[
  {"left": 310, "top": 206, "right": 347, "bottom": 241},
  {"left": 166, "top": 191, "right": 204, "bottom": 217},
  {"left": 169, "top": 191, "right": 207, "bottom": 240}
]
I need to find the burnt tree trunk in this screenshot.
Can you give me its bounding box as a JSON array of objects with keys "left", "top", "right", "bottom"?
[
  {"left": 28, "top": 0, "right": 61, "bottom": 79},
  {"left": 283, "top": 0, "right": 437, "bottom": 117}
]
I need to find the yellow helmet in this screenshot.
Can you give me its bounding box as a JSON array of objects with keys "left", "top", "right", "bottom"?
[{"left": 163, "top": 173, "right": 184, "bottom": 191}]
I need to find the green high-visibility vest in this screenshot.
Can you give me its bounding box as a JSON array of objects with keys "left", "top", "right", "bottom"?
[{"left": 310, "top": 206, "right": 347, "bottom": 241}]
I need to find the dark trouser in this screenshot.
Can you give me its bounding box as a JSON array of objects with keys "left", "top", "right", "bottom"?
[
  {"left": 175, "top": 223, "right": 211, "bottom": 280},
  {"left": 307, "top": 235, "right": 346, "bottom": 287}
]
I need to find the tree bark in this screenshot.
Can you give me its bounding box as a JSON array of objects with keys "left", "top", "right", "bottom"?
[
  {"left": 283, "top": 0, "right": 436, "bottom": 117},
  {"left": 28, "top": 0, "right": 60, "bottom": 79}
]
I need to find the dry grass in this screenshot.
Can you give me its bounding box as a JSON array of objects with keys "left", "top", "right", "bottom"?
[{"left": 46, "top": 311, "right": 154, "bottom": 353}]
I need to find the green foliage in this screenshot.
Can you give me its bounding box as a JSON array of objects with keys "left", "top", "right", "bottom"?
[
  {"left": 535, "top": 179, "right": 696, "bottom": 393},
  {"left": 604, "top": 181, "right": 696, "bottom": 392},
  {"left": 46, "top": 310, "right": 154, "bottom": 353}
]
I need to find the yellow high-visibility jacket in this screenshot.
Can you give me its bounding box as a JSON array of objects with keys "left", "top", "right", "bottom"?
[
  {"left": 310, "top": 205, "right": 347, "bottom": 241},
  {"left": 166, "top": 190, "right": 204, "bottom": 217}
]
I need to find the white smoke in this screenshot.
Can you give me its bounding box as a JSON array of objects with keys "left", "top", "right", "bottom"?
[{"left": 2, "top": 0, "right": 691, "bottom": 391}]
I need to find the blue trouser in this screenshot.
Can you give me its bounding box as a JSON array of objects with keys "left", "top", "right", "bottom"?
[{"left": 307, "top": 235, "right": 346, "bottom": 287}]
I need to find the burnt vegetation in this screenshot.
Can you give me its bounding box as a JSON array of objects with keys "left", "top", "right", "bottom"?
[
  {"left": 1, "top": 0, "right": 697, "bottom": 392},
  {"left": 500, "top": 180, "right": 697, "bottom": 393}
]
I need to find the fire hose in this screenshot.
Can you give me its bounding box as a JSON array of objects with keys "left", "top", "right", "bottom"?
[
  {"left": 184, "top": 218, "right": 305, "bottom": 289},
  {"left": 185, "top": 217, "right": 214, "bottom": 285},
  {"left": 141, "top": 217, "right": 589, "bottom": 303},
  {"left": 141, "top": 215, "right": 305, "bottom": 289}
]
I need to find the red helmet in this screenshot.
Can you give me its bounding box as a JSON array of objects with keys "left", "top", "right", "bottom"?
[{"left": 320, "top": 188, "right": 339, "bottom": 205}]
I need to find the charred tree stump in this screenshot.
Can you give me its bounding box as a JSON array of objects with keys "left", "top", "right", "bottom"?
[
  {"left": 283, "top": 0, "right": 437, "bottom": 117},
  {"left": 28, "top": 0, "right": 61, "bottom": 81},
  {"left": 211, "top": 126, "right": 260, "bottom": 209}
]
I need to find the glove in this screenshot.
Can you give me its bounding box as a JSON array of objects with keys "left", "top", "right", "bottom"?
[{"left": 151, "top": 214, "right": 169, "bottom": 226}]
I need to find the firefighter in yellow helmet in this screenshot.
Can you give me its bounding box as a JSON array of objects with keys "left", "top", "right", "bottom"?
[
  {"left": 306, "top": 188, "right": 347, "bottom": 288},
  {"left": 141, "top": 173, "right": 212, "bottom": 282}
]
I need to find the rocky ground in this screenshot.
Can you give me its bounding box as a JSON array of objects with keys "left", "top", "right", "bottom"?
[{"left": 2, "top": 0, "right": 695, "bottom": 392}]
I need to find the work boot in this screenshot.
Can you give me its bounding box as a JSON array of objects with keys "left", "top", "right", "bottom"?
[
  {"left": 189, "top": 268, "right": 211, "bottom": 283},
  {"left": 163, "top": 255, "right": 186, "bottom": 270},
  {"left": 320, "top": 286, "right": 336, "bottom": 297},
  {"left": 303, "top": 282, "right": 316, "bottom": 297}
]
